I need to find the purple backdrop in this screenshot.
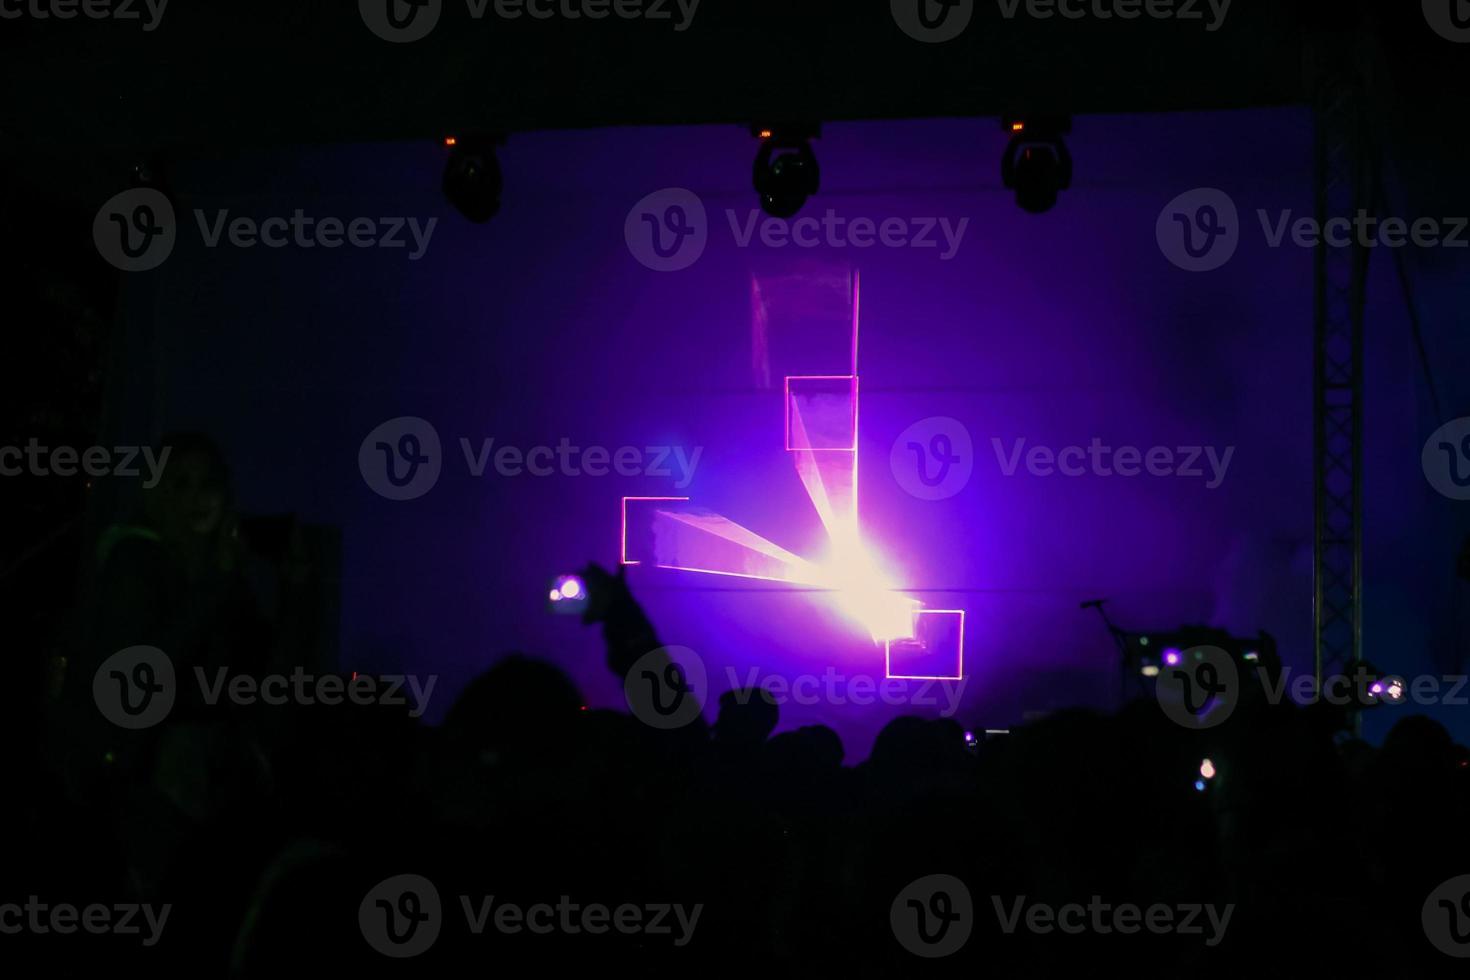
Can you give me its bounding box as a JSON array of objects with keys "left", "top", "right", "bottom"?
[{"left": 103, "top": 108, "right": 1467, "bottom": 756}]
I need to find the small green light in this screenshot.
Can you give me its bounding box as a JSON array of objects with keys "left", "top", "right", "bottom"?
[{"left": 1139, "top": 636, "right": 1149, "bottom": 647}]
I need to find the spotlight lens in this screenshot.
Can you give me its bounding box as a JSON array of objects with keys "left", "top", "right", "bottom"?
[
  {"left": 1164, "top": 649, "right": 1182, "bottom": 666},
  {"left": 560, "top": 578, "right": 582, "bottom": 599}
]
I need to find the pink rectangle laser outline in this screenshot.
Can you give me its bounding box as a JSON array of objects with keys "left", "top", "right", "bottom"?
[
  {"left": 885, "top": 608, "right": 966, "bottom": 681},
  {"left": 620, "top": 496, "right": 691, "bottom": 566},
  {"left": 784, "top": 375, "right": 859, "bottom": 452}
]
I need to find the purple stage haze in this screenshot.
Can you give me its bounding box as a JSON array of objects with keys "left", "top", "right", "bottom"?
[{"left": 101, "top": 109, "right": 1468, "bottom": 756}]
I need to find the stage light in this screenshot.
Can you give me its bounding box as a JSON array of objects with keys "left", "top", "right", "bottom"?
[
  {"left": 443, "top": 134, "right": 503, "bottom": 223},
  {"left": 1000, "top": 117, "right": 1072, "bottom": 214},
  {"left": 751, "top": 123, "right": 820, "bottom": 219},
  {"left": 1199, "top": 758, "right": 1216, "bottom": 780},
  {"left": 1369, "top": 676, "right": 1406, "bottom": 705},
  {"left": 1164, "top": 648, "right": 1182, "bottom": 667},
  {"left": 1141, "top": 665, "right": 1160, "bottom": 678},
  {"left": 816, "top": 534, "right": 917, "bottom": 643},
  {"left": 1194, "top": 779, "right": 1207, "bottom": 793},
  {"left": 548, "top": 574, "right": 588, "bottom": 615}
]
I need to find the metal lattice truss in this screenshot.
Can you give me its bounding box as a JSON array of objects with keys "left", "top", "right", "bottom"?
[{"left": 1313, "top": 71, "right": 1371, "bottom": 706}]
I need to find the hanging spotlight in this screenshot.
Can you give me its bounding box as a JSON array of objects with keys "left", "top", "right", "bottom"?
[
  {"left": 442, "top": 133, "right": 503, "bottom": 223},
  {"left": 1001, "top": 116, "right": 1072, "bottom": 214},
  {"left": 751, "top": 123, "right": 820, "bottom": 219}
]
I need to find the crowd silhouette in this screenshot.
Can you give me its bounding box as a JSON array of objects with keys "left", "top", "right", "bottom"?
[{"left": 8, "top": 436, "right": 1470, "bottom": 978}]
